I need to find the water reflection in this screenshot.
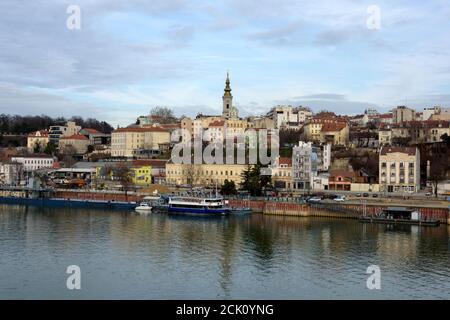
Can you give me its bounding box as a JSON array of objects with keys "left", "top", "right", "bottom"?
[{"left": 0, "top": 205, "right": 448, "bottom": 299}]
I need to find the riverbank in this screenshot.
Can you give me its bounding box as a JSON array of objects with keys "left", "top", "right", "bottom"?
[
  {"left": 228, "top": 199, "right": 450, "bottom": 224},
  {"left": 1, "top": 188, "right": 448, "bottom": 224}
]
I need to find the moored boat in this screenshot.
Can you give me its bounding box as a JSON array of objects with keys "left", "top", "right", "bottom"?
[
  {"left": 168, "top": 196, "right": 230, "bottom": 215},
  {"left": 141, "top": 195, "right": 169, "bottom": 213},
  {"left": 359, "top": 207, "right": 440, "bottom": 227},
  {"left": 134, "top": 202, "right": 152, "bottom": 213}
]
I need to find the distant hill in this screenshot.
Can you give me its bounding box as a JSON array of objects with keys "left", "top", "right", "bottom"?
[{"left": 0, "top": 114, "right": 114, "bottom": 135}]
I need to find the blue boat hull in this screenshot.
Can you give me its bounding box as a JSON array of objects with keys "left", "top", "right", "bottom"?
[
  {"left": 168, "top": 206, "right": 229, "bottom": 215},
  {"left": 0, "top": 197, "right": 136, "bottom": 211}
]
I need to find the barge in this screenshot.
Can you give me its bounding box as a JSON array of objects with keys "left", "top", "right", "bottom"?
[
  {"left": 359, "top": 207, "right": 440, "bottom": 227},
  {"left": 0, "top": 196, "right": 137, "bottom": 210}
]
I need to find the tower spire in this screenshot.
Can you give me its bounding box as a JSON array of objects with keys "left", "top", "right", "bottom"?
[
  {"left": 222, "top": 71, "right": 233, "bottom": 118},
  {"left": 224, "top": 71, "right": 231, "bottom": 94}
]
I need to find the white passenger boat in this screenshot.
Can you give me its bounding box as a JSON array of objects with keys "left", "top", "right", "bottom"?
[{"left": 168, "top": 196, "right": 230, "bottom": 215}]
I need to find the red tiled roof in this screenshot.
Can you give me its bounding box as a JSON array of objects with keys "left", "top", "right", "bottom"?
[
  {"left": 321, "top": 122, "right": 347, "bottom": 132},
  {"left": 159, "top": 124, "right": 180, "bottom": 129},
  {"left": 330, "top": 170, "right": 354, "bottom": 178},
  {"left": 390, "top": 120, "right": 449, "bottom": 129},
  {"left": 12, "top": 154, "right": 54, "bottom": 159},
  {"left": 60, "top": 134, "right": 89, "bottom": 141},
  {"left": 209, "top": 120, "right": 225, "bottom": 127},
  {"left": 380, "top": 146, "right": 417, "bottom": 155},
  {"left": 379, "top": 113, "right": 393, "bottom": 119},
  {"left": 132, "top": 159, "right": 168, "bottom": 168},
  {"left": 82, "top": 128, "right": 101, "bottom": 134},
  {"left": 28, "top": 130, "right": 49, "bottom": 137},
  {"left": 279, "top": 157, "right": 292, "bottom": 166}
]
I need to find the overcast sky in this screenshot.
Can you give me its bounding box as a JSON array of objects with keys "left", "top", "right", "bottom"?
[{"left": 1, "top": 0, "right": 450, "bottom": 126}]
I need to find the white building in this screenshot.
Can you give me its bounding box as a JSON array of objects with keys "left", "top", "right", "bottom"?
[
  {"left": 48, "top": 121, "right": 81, "bottom": 144},
  {"left": 292, "top": 141, "right": 331, "bottom": 190},
  {"left": 268, "top": 105, "right": 312, "bottom": 129},
  {"left": 10, "top": 155, "right": 55, "bottom": 172}
]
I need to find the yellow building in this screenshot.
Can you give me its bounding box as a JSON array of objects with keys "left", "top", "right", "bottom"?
[
  {"left": 302, "top": 120, "right": 349, "bottom": 146},
  {"left": 379, "top": 146, "right": 420, "bottom": 193},
  {"left": 111, "top": 127, "right": 170, "bottom": 157},
  {"left": 131, "top": 165, "right": 152, "bottom": 186},
  {"left": 166, "top": 162, "right": 248, "bottom": 186},
  {"left": 27, "top": 130, "right": 49, "bottom": 152},
  {"left": 94, "top": 161, "right": 152, "bottom": 187},
  {"left": 226, "top": 118, "right": 249, "bottom": 134}
]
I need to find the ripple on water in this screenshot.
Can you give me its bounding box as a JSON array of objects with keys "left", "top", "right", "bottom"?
[{"left": 0, "top": 206, "right": 448, "bottom": 299}]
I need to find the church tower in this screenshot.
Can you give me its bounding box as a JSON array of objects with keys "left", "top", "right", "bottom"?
[{"left": 222, "top": 72, "right": 233, "bottom": 118}]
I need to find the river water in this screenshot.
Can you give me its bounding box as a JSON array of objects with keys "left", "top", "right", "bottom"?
[{"left": 0, "top": 205, "right": 449, "bottom": 299}]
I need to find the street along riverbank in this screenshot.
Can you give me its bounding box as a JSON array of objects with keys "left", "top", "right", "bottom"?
[{"left": 1, "top": 188, "right": 448, "bottom": 223}]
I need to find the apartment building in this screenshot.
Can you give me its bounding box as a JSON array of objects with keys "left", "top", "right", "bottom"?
[
  {"left": 379, "top": 146, "right": 420, "bottom": 193},
  {"left": 390, "top": 120, "right": 450, "bottom": 144},
  {"left": 11, "top": 155, "right": 55, "bottom": 172},
  {"left": 268, "top": 105, "right": 312, "bottom": 129},
  {"left": 111, "top": 127, "right": 170, "bottom": 157},
  {"left": 48, "top": 121, "right": 81, "bottom": 144},
  {"left": 392, "top": 106, "right": 416, "bottom": 124},
  {"left": 270, "top": 156, "right": 293, "bottom": 190},
  {"left": 292, "top": 141, "right": 331, "bottom": 190},
  {"left": 59, "top": 134, "right": 90, "bottom": 154},
  {"left": 302, "top": 119, "right": 349, "bottom": 146},
  {"left": 166, "top": 162, "right": 248, "bottom": 186}
]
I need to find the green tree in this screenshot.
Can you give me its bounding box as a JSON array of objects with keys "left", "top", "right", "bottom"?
[
  {"left": 44, "top": 141, "right": 57, "bottom": 155},
  {"left": 33, "top": 141, "right": 42, "bottom": 153},
  {"left": 220, "top": 179, "right": 237, "bottom": 195},
  {"left": 240, "top": 164, "right": 272, "bottom": 196}
]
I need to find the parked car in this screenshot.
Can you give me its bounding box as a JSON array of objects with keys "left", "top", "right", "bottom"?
[
  {"left": 372, "top": 194, "right": 378, "bottom": 198},
  {"left": 308, "top": 197, "right": 322, "bottom": 203},
  {"left": 425, "top": 192, "right": 432, "bottom": 197},
  {"left": 363, "top": 193, "right": 369, "bottom": 197},
  {"left": 355, "top": 193, "right": 362, "bottom": 197},
  {"left": 333, "top": 196, "right": 345, "bottom": 202}
]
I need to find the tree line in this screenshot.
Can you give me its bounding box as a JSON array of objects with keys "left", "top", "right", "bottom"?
[{"left": 0, "top": 114, "right": 114, "bottom": 134}]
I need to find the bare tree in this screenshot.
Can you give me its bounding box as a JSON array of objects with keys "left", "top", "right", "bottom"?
[
  {"left": 428, "top": 156, "right": 449, "bottom": 197},
  {"left": 115, "top": 162, "right": 133, "bottom": 200},
  {"left": 184, "top": 164, "right": 201, "bottom": 186},
  {"left": 60, "top": 145, "right": 77, "bottom": 168},
  {"left": 149, "top": 106, "right": 177, "bottom": 124}
]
